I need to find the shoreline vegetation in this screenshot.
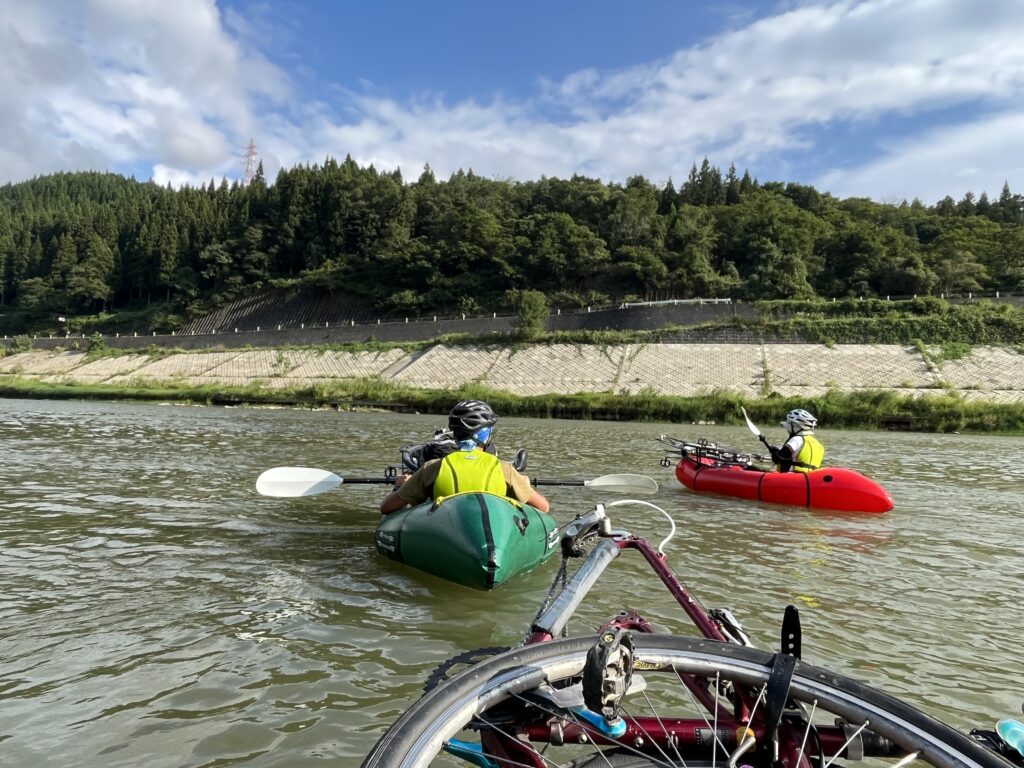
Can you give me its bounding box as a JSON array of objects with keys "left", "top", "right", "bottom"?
[
  {"left": 2, "top": 329, "right": 1023, "bottom": 434},
  {"left": 2, "top": 371, "right": 1021, "bottom": 434}
]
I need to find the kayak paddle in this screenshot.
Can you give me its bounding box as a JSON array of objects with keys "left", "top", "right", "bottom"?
[
  {"left": 256, "top": 466, "right": 658, "bottom": 498},
  {"left": 531, "top": 474, "right": 659, "bottom": 495},
  {"left": 255, "top": 467, "right": 388, "bottom": 497},
  {"left": 740, "top": 406, "right": 774, "bottom": 451}
]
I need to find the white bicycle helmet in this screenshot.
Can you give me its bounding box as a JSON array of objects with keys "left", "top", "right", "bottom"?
[{"left": 782, "top": 408, "right": 817, "bottom": 434}]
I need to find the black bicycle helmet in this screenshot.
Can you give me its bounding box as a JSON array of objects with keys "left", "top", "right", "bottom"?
[{"left": 448, "top": 400, "right": 498, "bottom": 440}]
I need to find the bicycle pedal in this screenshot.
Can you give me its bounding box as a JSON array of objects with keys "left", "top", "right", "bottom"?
[
  {"left": 532, "top": 674, "right": 647, "bottom": 711},
  {"left": 998, "top": 720, "right": 1024, "bottom": 762},
  {"left": 582, "top": 629, "right": 635, "bottom": 723}
]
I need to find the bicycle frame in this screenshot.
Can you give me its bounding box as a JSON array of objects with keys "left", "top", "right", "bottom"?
[
  {"left": 364, "top": 502, "right": 1023, "bottom": 768},
  {"left": 524, "top": 532, "right": 727, "bottom": 644},
  {"left": 524, "top": 503, "right": 743, "bottom": 646},
  {"left": 488, "top": 503, "right": 883, "bottom": 768}
]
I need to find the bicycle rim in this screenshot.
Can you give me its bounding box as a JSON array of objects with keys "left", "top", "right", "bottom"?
[{"left": 361, "top": 634, "right": 1008, "bottom": 768}]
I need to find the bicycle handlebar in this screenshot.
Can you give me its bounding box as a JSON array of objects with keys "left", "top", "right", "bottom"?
[{"left": 659, "top": 434, "right": 771, "bottom": 464}]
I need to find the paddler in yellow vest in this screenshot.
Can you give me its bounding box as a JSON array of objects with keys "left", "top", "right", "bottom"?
[
  {"left": 379, "top": 400, "right": 550, "bottom": 515},
  {"left": 769, "top": 409, "right": 824, "bottom": 473}
]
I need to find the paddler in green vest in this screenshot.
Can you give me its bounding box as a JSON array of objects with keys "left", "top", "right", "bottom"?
[
  {"left": 770, "top": 408, "right": 825, "bottom": 473},
  {"left": 379, "top": 400, "right": 550, "bottom": 515}
]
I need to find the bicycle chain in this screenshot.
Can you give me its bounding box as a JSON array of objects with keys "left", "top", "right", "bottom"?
[{"left": 422, "top": 646, "right": 511, "bottom": 694}]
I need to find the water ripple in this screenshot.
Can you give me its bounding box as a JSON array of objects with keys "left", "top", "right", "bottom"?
[{"left": 0, "top": 400, "right": 1021, "bottom": 765}]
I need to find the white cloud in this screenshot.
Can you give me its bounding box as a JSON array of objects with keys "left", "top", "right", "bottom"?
[
  {"left": 0, "top": 0, "right": 288, "bottom": 185},
  {"left": 3, "top": 0, "right": 1024, "bottom": 203},
  {"left": 816, "top": 110, "right": 1024, "bottom": 203},
  {"left": 297, "top": 0, "right": 1024, "bottom": 200}
]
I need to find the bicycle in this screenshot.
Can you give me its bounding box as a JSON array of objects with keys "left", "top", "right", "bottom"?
[{"left": 360, "top": 500, "right": 1024, "bottom": 768}]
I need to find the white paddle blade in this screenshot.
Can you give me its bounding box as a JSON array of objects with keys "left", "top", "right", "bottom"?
[
  {"left": 740, "top": 406, "right": 762, "bottom": 437},
  {"left": 256, "top": 467, "right": 343, "bottom": 497},
  {"left": 583, "top": 474, "right": 659, "bottom": 495}
]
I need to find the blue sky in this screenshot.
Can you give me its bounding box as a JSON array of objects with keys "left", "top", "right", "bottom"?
[{"left": 3, "top": 0, "right": 1023, "bottom": 204}]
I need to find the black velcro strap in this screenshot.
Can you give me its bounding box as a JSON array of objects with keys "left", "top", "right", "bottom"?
[
  {"left": 764, "top": 652, "right": 797, "bottom": 758},
  {"left": 781, "top": 605, "right": 801, "bottom": 659}
]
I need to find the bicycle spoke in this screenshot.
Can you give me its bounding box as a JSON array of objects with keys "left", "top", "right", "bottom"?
[
  {"left": 362, "top": 637, "right": 1008, "bottom": 768},
  {"left": 639, "top": 689, "right": 686, "bottom": 766},
  {"left": 795, "top": 698, "right": 818, "bottom": 768},
  {"left": 505, "top": 689, "right": 679, "bottom": 768},
  {"left": 822, "top": 719, "right": 869, "bottom": 768},
  {"left": 620, "top": 702, "right": 684, "bottom": 767}
]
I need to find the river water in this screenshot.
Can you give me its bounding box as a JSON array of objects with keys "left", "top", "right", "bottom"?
[{"left": 0, "top": 398, "right": 1021, "bottom": 767}]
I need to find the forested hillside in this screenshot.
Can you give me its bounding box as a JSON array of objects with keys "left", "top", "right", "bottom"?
[{"left": 1, "top": 157, "right": 1023, "bottom": 333}]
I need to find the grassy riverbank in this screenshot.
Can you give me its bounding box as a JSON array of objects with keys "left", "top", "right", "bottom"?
[{"left": 3, "top": 374, "right": 1022, "bottom": 434}]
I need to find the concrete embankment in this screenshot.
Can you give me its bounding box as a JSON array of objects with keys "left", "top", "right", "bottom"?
[{"left": 1, "top": 343, "right": 1023, "bottom": 403}]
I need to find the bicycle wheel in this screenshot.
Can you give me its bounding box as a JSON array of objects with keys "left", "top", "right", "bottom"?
[{"left": 361, "top": 634, "right": 1008, "bottom": 768}]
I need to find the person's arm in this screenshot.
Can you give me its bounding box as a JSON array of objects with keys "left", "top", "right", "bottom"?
[
  {"left": 504, "top": 463, "right": 550, "bottom": 512},
  {"left": 773, "top": 436, "right": 802, "bottom": 473},
  {"left": 379, "top": 462, "right": 434, "bottom": 514},
  {"left": 379, "top": 484, "right": 410, "bottom": 515},
  {"left": 524, "top": 489, "right": 550, "bottom": 513}
]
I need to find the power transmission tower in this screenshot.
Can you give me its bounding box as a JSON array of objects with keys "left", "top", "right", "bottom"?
[{"left": 242, "top": 138, "right": 260, "bottom": 185}]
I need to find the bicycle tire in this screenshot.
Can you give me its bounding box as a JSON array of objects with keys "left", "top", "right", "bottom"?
[{"left": 361, "top": 634, "right": 1009, "bottom": 768}]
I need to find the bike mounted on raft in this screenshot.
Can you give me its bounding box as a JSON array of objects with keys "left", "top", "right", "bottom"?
[
  {"left": 658, "top": 434, "right": 772, "bottom": 469},
  {"left": 657, "top": 434, "right": 894, "bottom": 514},
  {"left": 361, "top": 499, "right": 1024, "bottom": 768}
]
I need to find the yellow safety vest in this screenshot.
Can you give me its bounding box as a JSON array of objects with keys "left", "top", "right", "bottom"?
[
  {"left": 433, "top": 449, "right": 507, "bottom": 500},
  {"left": 793, "top": 434, "right": 825, "bottom": 473}
]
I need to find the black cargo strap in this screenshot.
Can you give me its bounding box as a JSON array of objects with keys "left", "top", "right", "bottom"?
[
  {"left": 763, "top": 651, "right": 797, "bottom": 763},
  {"left": 781, "top": 605, "right": 802, "bottom": 659}
]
